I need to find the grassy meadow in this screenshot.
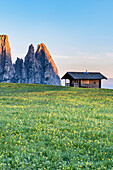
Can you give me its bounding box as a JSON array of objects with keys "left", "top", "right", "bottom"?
[{"left": 0, "top": 83, "right": 113, "bottom": 169}]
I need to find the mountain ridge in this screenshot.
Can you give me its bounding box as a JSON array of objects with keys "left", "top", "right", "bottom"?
[{"left": 0, "top": 35, "right": 61, "bottom": 85}]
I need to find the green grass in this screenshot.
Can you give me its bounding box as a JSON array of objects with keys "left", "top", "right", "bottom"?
[{"left": 0, "top": 83, "right": 113, "bottom": 169}]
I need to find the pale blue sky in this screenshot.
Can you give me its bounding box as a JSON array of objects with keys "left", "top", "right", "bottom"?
[{"left": 0, "top": 0, "right": 113, "bottom": 77}]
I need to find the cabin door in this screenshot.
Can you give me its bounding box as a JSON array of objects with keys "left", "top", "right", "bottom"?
[{"left": 79, "top": 80, "right": 81, "bottom": 87}]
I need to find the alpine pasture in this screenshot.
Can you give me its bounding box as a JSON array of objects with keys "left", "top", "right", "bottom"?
[{"left": 0, "top": 83, "right": 113, "bottom": 169}]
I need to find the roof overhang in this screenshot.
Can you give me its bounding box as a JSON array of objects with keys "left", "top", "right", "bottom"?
[{"left": 61, "top": 72, "right": 107, "bottom": 80}]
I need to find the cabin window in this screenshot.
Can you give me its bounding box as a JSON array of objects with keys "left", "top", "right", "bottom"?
[
  {"left": 72, "top": 80, "right": 78, "bottom": 83},
  {"left": 74, "top": 80, "right": 78, "bottom": 83},
  {"left": 81, "top": 80, "right": 89, "bottom": 84}
]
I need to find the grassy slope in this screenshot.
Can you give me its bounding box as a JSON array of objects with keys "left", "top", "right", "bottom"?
[{"left": 0, "top": 83, "right": 113, "bottom": 169}]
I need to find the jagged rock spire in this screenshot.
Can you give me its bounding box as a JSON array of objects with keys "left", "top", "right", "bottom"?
[
  {"left": 0, "top": 35, "right": 11, "bottom": 59},
  {"left": 35, "top": 43, "right": 61, "bottom": 85},
  {"left": 0, "top": 35, "right": 14, "bottom": 82},
  {"left": 24, "top": 44, "right": 36, "bottom": 83}
]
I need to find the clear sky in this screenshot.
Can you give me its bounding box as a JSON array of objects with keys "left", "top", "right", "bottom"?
[{"left": 0, "top": 0, "right": 113, "bottom": 78}]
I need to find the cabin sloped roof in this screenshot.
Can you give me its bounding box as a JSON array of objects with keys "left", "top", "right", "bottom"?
[{"left": 61, "top": 72, "right": 107, "bottom": 80}]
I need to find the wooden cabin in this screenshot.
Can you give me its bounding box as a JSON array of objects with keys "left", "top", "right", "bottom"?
[{"left": 61, "top": 72, "right": 107, "bottom": 88}]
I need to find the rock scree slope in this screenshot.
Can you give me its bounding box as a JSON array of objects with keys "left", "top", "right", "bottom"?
[{"left": 0, "top": 35, "right": 61, "bottom": 85}]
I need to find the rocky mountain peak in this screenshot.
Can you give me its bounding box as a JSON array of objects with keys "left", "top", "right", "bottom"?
[
  {"left": 36, "top": 43, "right": 59, "bottom": 75},
  {"left": 37, "top": 43, "right": 48, "bottom": 52},
  {"left": 28, "top": 44, "right": 34, "bottom": 54},
  {"left": 0, "top": 35, "right": 11, "bottom": 59},
  {"left": 0, "top": 35, "right": 14, "bottom": 82},
  {"left": 36, "top": 43, "right": 51, "bottom": 57},
  {"left": 35, "top": 43, "right": 60, "bottom": 85}
]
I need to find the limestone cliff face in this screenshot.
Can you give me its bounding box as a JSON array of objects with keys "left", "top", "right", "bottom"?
[
  {"left": 35, "top": 43, "right": 61, "bottom": 85},
  {"left": 24, "top": 44, "right": 36, "bottom": 83},
  {"left": 23, "top": 43, "right": 61, "bottom": 85},
  {"left": 13, "top": 58, "right": 26, "bottom": 83},
  {"left": 0, "top": 35, "right": 61, "bottom": 85},
  {"left": 0, "top": 35, "right": 14, "bottom": 82}
]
